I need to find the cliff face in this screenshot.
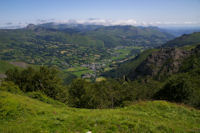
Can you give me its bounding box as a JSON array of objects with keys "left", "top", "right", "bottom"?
[
  {"left": 125, "top": 32, "right": 200, "bottom": 80},
  {"left": 128, "top": 47, "right": 194, "bottom": 80}
]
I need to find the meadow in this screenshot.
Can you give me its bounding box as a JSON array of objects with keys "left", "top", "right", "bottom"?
[{"left": 0, "top": 91, "right": 200, "bottom": 133}]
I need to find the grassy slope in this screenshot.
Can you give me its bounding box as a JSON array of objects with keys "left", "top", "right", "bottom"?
[
  {"left": 103, "top": 49, "right": 158, "bottom": 78},
  {"left": 164, "top": 32, "right": 200, "bottom": 47},
  {"left": 65, "top": 66, "right": 93, "bottom": 77},
  {"left": 0, "top": 60, "right": 76, "bottom": 84},
  {"left": 0, "top": 91, "right": 200, "bottom": 133},
  {"left": 0, "top": 60, "right": 17, "bottom": 73},
  {"left": 0, "top": 60, "right": 40, "bottom": 74}
]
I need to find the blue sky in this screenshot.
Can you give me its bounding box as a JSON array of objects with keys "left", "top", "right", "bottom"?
[{"left": 0, "top": 0, "right": 200, "bottom": 27}]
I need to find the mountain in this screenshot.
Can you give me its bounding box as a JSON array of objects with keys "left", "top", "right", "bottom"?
[
  {"left": 38, "top": 22, "right": 104, "bottom": 31},
  {"left": 128, "top": 44, "right": 200, "bottom": 80},
  {"left": 83, "top": 25, "right": 174, "bottom": 48},
  {"left": 104, "top": 32, "right": 200, "bottom": 80},
  {"left": 101, "top": 33, "right": 200, "bottom": 109},
  {"left": 127, "top": 47, "right": 192, "bottom": 80},
  {"left": 161, "top": 27, "right": 200, "bottom": 37},
  {"left": 102, "top": 49, "right": 157, "bottom": 78},
  {"left": 163, "top": 32, "right": 200, "bottom": 47},
  {"left": 0, "top": 26, "right": 107, "bottom": 68},
  {"left": 0, "top": 24, "right": 174, "bottom": 68},
  {"left": 38, "top": 23, "right": 174, "bottom": 47}
]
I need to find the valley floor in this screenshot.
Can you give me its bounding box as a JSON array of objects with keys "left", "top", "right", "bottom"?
[{"left": 0, "top": 91, "right": 200, "bottom": 133}]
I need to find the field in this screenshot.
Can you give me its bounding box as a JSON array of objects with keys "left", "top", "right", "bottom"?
[
  {"left": 0, "top": 45, "right": 144, "bottom": 80},
  {"left": 111, "top": 46, "right": 142, "bottom": 61},
  {"left": 95, "top": 77, "right": 106, "bottom": 82},
  {"left": 64, "top": 66, "right": 93, "bottom": 77},
  {"left": 0, "top": 91, "right": 200, "bottom": 133}
]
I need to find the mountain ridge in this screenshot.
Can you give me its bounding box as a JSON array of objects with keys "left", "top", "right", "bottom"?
[{"left": 103, "top": 32, "right": 200, "bottom": 80}]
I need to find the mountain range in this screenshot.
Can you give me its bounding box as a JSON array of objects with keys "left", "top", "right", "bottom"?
[{"left": 0, "top": 23, "right": 174, "bottom": 68}]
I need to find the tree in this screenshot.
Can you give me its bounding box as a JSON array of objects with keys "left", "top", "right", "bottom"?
[
  {"left": 68, "top": 79, "right": 89, "bottom": 108},
  {"left": 155, "top": 74, "right": 194, "bottom": 103},
  {"left": 5, "top": 66, "right": 67, "bottom": 101}
]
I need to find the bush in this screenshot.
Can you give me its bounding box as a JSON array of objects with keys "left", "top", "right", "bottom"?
[
  {"left": 155, "top": 73, "right": 200, "bottom": 108},
  {"left": 5, "top": 66, "right": 68, "bottom": 103},
  {"left": 0, "top": 81, "right": 22, "bottom": 94},
  {"left": 27, "top": 91, "right": 62, "bottom": 105},
  {"left": 67, "top": 78, "right": 161, "bottom": 109},
  {"left": 68, "top": 79, "right": 89, "bottom": 108}
]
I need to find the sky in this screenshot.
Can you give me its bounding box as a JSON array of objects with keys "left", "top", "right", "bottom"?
[{"left": 0, "top": 0, "right": 200, "bottom": 28}]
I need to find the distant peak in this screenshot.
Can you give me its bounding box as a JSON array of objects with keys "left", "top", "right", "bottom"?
[{"left": 26, "top": 24, "right": 36, "bottom": 30}]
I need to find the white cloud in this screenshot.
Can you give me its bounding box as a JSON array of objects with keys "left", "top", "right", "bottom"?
[
  {"left": 183, "top": 21, "right": 199, "bottom": 24},
  {"left": 1, "top": 18, "right": 200, "bottom": 29},
  {"left": 53, "top": 19, "right": 200, "bottom": 27},
  {"left": 54, "top": 19, "right": 138, "bottom": 26}
]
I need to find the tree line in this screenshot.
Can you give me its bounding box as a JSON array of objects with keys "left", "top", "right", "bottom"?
[{"left": 1, "top": 66, "right": 200, "bottom": 109}]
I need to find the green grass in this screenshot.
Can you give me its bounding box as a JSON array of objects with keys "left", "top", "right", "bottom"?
[
  {"left": 111, "top": 46, "right": 142, "bottom": 61},
  {"left": 180, "top": 44, "right": 198, "bottom": 51},
  {"left": 103, "top": 48, "right": 158, "bottom": 78},
  {"left": 0, "top": 60, "right": 39, "bottom": 74},
  {"left": 0, "top": 60, "right": 16, "bottom": 73},
  {"left": 0, "top": 60, "right": 76, "bottom": 84},
  {"left": 65, "top": 66, "right": 93, "bottom": 77},
  {"left": 66, "top": 66, "right": 87, "bottom": 72},
  {"left": 95, "top": 77, "right": 106, "bottom": 82},
  {"left": 0, "top": 91, "right": 200, "bottom": 133},
  {"left": 165, "top": 32, "right": 200, "bottom": 47}
]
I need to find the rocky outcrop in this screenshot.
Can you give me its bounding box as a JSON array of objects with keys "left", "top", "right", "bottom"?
[
  {"left": 26, "top": 24, "right": 36, "bottom": 30},
  {"left": 128, "top": 47, "right": 192, "bottom": 80}
]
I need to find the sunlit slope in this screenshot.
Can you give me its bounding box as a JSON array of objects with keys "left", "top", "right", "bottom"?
[{"left": 0, "top": 91, "right": 200, "bottom": 133}]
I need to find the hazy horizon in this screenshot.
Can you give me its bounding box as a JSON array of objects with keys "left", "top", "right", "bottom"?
[{"left": 0, "top": 0, "right": 200, "bottom": 28}]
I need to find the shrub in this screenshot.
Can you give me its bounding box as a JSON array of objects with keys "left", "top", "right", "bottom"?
[
  {"left": 27, "top": 91, "right": 62, "bottom": 105},
  {"left": 5, "top": 66, "right": 68, "bottom": 103},
  {"left": 155, "top": 73, "right": 200, "bottom": 108},
  {"left": 0, "top": 81, "right": 22, "bottom": 94}
]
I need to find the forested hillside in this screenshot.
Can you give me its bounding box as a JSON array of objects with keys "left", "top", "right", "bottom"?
[
  {"left": 101, "top": 33, "right": 200, "bottom": 108},
  {"left": 164, "top": 32, "right": 200, "bottom": 47},
  {"left": 38, "top": 23, "right": 174, "bottom": 48},
  {"left": 82, "top": 25, "right": 174, "bottom": 48},
  {"left": 102, "top": 49, "right": 158, "bottom": 78}
]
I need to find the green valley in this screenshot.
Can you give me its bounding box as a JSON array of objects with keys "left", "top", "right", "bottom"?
[
  {"left": 0, "top": 24, "right": 174, "bottom": 79},
  {"left": 1, "top": 1, "right": 200, "bottom": 132},
  {"left": 0, "top": 24, "right": 200, "bottom": 133}
]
